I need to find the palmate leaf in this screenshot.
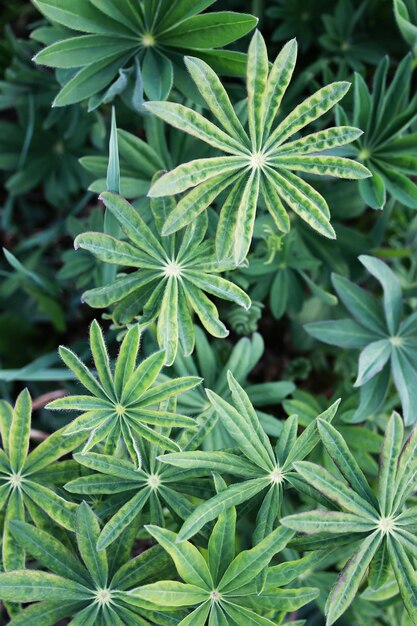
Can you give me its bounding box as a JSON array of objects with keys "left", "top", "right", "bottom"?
[
  {"left": 281, "top": 413, "right": 417, "bottom": 625},
  {"left": 394, "top": 0, "right": 417, "bottom": 54},
  {"left": 338, "top": 52, "right": 417, "bottom": 208},
  {"left": 305, "top": 255, "right": 417, "bottom": 424},
  {"left": 65, "top": 409, "right": 217, "bottom": 549},
  {"left": 47, "top": 320, "right": 201, "bottom": 466},
  {"left": 171, "top": 328, "right": 293, "bottom": 447},
  {"left": 33, "top": 0, "right": 257, "bottom": 107},
  {"left": 76, "top": 191, "right": 250, "bottom": 364},
  {"left": 146, "top": 30, "right": 370, "bottom": 264},
  {"left": 0, "top": 390, "right": 84, "bottom": 571},
  {"left": 125, "top": 517, "right": 306, "bottom": 625},
  {"left": 160, "top": 372, "right": 339, "bottom": 542},
  {"left": 1, "top": 505, "right": 178, "bottom": 626}
]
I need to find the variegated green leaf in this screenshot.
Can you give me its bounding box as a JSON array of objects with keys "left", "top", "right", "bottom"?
[
  {"left": 247, "top": 30, "right": 269, "bottom": 150},
  {"left": 144, "top": 102, "right": 247, "bottom": 157},
  {"left": 265, "top": 81, "right": 351, "bottom": 151},
  {"left": 325, "top": 532, "right": 382, "bottom": 625}
]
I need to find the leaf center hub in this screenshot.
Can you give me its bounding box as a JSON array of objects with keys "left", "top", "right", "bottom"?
[
  {"left": 210, "top": 590, "right": 221, "bottom": 603},
  {"left": 115, "top": 403, "right": 126, "bottom": 417},
  {"left": 164, "top": 261, "right": 182, "bottom": 278},
  {"left": 249, "top": 151, "right": 267, "bottom": 170},
  {"left": 358, "top": 148, "right": 371, "bottom": 161},
  {"left": 147, "top": 474, "right": 161, "bottom": 490},
  {"left": 389, "top": 336, "right": 403, "bottom": 347},
  {"left": 269, "top": 467, "right": 284, "bottom": 484},
  {"left": 377, "top": 516, "right": 396, "bottom": 535},
  {"left": 95, "top": 588, "right": 113, "bottom": 606},
  {"left": 9, "top": 473, "right": 22, "bottom": 488},
  {"left": 142, "top": 33, "right": 156, "bottom": 47}
]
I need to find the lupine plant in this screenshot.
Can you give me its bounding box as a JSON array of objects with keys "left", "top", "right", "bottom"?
[
  {"left": 1, "top": 2, "right": 417, "bottom": 625},
  {"left": 145, "top": 31, "right": 371, "bottom": 263},
  {"left": 337, "top": 53, "right": 417, "bottom": 209},
  {"left": 46, "top": 320, "right": 201, "bottom": 461},
  {"left": 281, "top": 413, "right": 417, "bottom": 624},
  {"left": 75, "top": 191, "right": 251, "bottom": 364},
  {"left": 306, "top": 255, "right": 417, "bottom": 424},
  {"left": 32, "top": 0, "right": 258, "bottom": 106}
]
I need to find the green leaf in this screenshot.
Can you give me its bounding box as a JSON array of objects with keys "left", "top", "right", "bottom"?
[
  {"left": 34, "top": 35, "right": 134, "bottom": 68},
  {"left": 98, "top": 192, "right": 165, "bottom": 261},
  {"left": 142, "top": 50, "right": 173, "bottom": 101},
  {"left": 9, "top": 521, "right": 90, "bottom": 586},
  {"left": 260, "top": 174, "right": 290, "bottom": 233},
  {"left": 111, "top": 545, "right": 171, "bottom": 590},
  {"left": 278, "top": 126, "right": 363, "bottom": 156},
  {"left": 331, "top": 273, "right": 387, "bottom": 335},
  {"left": 393, "top": 424, "right": 417, "bottom": 511},
  {"left": 114, "top": 324, "right": 140, "bottom": 399},
  {"left": 208, "top": 475, "right": 236, "bottom": 585},
  {"left": 89, "top": 320, "right": 115, "bottom": 400},
  {"left": 56, "top": 346, "right": 108, "bottom": 400},
  {"left": 76, "top": 502, "right": 108, "bottom": 587},
  {"left": 293, "top": 461, "right": 377, "bottom": 518},
  {"left": 247, "top": 30, "right": 268, "bottom": 150},
  {"left": 5, "top": 601, "right": 81, "bottom": 626},
  {"left": 263, "top": 38, "right": 297, "bottom": 139},
  {"left": 23, "top": 481, "right": 77, "bottom": 530},
  {"left": 177, "top": 478, "right": 269, "bottom": 542},
  {"left": 185, "top": 283, "right": 229, "bottom": 339},
  {"left": 177, "top": 602, "right": 210, "bottom": 626},
  {"left": 266, "top": 81, "right": 351, "bottom": 150},
  {"left": 149, "top": 157, "right": 246, "bottom": 197},
  {"left": 359, "top": 255, "right": 403, "bottom": 335},
  {"left": 186, "top": 273, "right": 250, "bottom": 310},
  {"left": 98, "top": 489, "right": 150, "bottom": 550},
  {"left": 24, "top": 427, "right": 85, "bottom": 476},
  {"left": 281, "top": 510, "right": 376, "bottom": 533},
  {"left": 387, "top": 534, "right": 417, "bottom": 622},
  {"left": 0, "top": 570, "right": 90, "bottom": 602},
  {"left": 138, "top": 376, "right": 202, "bottom": 407},
  {"left": 128, "top": 581, "right": 208, "bottom": 607},
  {"left": 161, "top": 171, "right": 242, "bottom": 236},
  {"left": 143, "top": 102, "right": 247, "bottom": 157},
  {"left": 222, "top": 602, "right": 276, "bottom": 625},
  {"left": 206, "top": 388, "right": 273, "bottom": 471},
  {"left": 265, "top": 167, "right": 335, "bottom": 239},
  {"left": 161, "top": 12, "right": 257, "bottom": 49},
  {"left": 160, "top": 450, "right": 262, "bottom": 478},
  {"left": 121, "top": 350, "right": 166, "bottom": 405},
  {"left": 354, "top": 339, "right": 392, "bottom": 387},
  {"left": 53, "top": 53, "right": 133, "bottom": 107},
  {"left": 75, "top": 232, "right": 154, "bottom": 268},
  {"left": 325, "top": 532, "right": 382, "bottom": 625},
  {"left": 283, "top": 399, "right": 340, "bottom": 469},
  {"left": 3, "top": 489, "right": 25, "bottom": 571},
  {"left": 9, "top": 389, "right": 31, "bottom": 474},
  {"left": 378, "top": 412, "right": 404, "bottom": 517},
  {"left": 0, "top": 400, "right": 12, "bottom": 457},
  {"left": 184, "top": 56, "right": 248, "bottom": 144},
  {"left": 157, "top": 277, "right": 178, "bottom": 367},
  {"left": 391, "top": 348, "right": 417, "bottom": 426},
  {"left": 305, "top": 319, "right": 377, "bottom": 349},
  {"left": 317, "top": 420, "right": 377, "bottom": 507},
  {"left": 272, "top": 155, "right": 371, "bottom": 179},
  {"left": 32, "top": 0, "right": 133, "bottom": 33},
  {"left": 218, "top": 526, "right": 293, "bottom": 592},
  {"left": 146, "top": 525, "right": 213, "bottom": 589}
]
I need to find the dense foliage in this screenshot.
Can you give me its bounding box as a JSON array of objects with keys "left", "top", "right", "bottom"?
[{"left": 0, "top": 1, "right": 417, "bottom": 625}]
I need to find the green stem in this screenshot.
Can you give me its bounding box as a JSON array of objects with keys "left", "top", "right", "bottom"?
[
  {"left": 372, "top": 247, "right": 413, "bottom": 259},
  {"left": 252, "top": 0, "right": 263, "bottom": 27}
]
